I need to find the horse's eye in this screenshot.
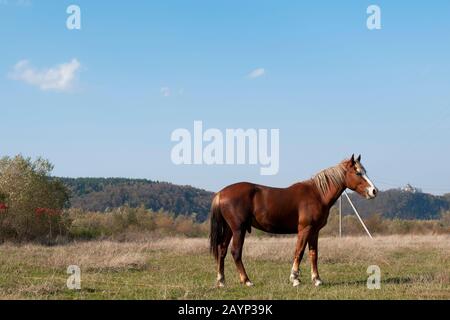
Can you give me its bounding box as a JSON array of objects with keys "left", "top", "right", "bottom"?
[{"left": 356, "top": 172, "right": 362, "bottom": 176}]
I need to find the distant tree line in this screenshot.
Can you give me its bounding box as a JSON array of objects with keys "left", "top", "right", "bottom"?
[
  {"left": 60, "top": 177, "right": 450, "bottom": 222},
  {"left": 58, "top": 177, "right": 213, "bottom": 221},
  {"left": 342, "top": 189, "right": 450, "bottom": 220},
  {"left": 1, "top": 155, "right": 449, "bottom": 243}
]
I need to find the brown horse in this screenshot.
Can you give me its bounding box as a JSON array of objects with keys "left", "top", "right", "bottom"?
[{"left": 209, "top": 154, "right": 377, "bottom": 287}]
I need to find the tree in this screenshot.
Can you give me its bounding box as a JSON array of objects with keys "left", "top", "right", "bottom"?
[{"left": 0, "top": 155, "right": 69, "bottom": 241}]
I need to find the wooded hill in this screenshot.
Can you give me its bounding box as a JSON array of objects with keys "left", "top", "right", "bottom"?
[
  {"left": 59, "top": 177, "right": 450, "bottom": 221},
  {"left": 341, "top": 189, "right": 449, "bottom": 220},
  {"left": 59, "top": 178, "right": 213, "bottom": 221}
]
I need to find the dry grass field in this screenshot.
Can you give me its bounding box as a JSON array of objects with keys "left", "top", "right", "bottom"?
[{"left": 0, "top": 235, "right": 448, "bottom": 299}]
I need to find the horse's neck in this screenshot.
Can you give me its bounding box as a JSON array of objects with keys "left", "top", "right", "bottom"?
[{"left": 321, "top": 183, "right": 346, "bottom": 208}]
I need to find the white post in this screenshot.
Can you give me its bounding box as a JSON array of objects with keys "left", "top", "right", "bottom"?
[
  {"left": 343, "top": 191, "right": 373, "bottom": 239},
  {"left": 339, "top": 196, "right": 342, "bottom": 238}
]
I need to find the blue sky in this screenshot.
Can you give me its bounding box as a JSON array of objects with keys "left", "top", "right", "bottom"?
[{"left": 1, "top": 0, "right": 450, "bottom": 194}]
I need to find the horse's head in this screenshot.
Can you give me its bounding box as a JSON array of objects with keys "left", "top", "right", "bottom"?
[{"left": 343, "top": 154, "right": 378, "bottom": 199}]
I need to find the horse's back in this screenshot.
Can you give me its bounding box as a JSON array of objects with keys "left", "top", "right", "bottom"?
[
  {"left": 219, "top": 182, "right": 257, "bottom": 205},
  {"left": 218, "top": 182, "right": 284, "bottom": 203}
]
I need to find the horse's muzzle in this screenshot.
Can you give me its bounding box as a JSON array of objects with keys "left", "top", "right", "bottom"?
[{"left": 366, "top": 187, "right": 378, "bottom": 199}]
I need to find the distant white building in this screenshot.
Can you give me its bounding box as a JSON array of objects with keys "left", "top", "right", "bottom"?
[{"left": 401, "top": 183, "right": 422, "bottom": 193}]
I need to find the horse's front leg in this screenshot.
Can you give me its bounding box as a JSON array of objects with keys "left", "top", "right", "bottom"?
[
  {"left": 308, "top": 231, "right": 323, "bottom": 287},
  {"left": 290, "top": 225, "right": 312, "bottom": 287}
]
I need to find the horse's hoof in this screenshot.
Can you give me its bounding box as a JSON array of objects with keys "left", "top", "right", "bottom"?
[
  {"left": 217, "top": 282, "right": 225, "bottom": 288},
  {"left": 245, "top": 281, "right": 254, "bottom": 287},
  {"left": 289, "top": 272, "right": 299, "bottom": 283},
  {"left": 313, "top": 279, "right": 323, "bottom": 287},
  {"left": 292, "top": 279, "right": 300, "bottom": 287}
]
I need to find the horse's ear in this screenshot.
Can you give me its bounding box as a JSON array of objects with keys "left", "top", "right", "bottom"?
[
  {"left": 357, "top": 154, "right": 361, "bottom": 162},
  {"left": 350, "top": 154, "right": 355, "bottom": 165}
]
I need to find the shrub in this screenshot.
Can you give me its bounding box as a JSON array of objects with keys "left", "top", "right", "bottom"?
[{"left": 0, "top": 156, "right": 69, "bottom": 242}]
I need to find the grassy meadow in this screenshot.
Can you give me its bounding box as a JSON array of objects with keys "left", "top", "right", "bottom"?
[{"left": 0, "top": 235, "right": 448, "bottom": 300}]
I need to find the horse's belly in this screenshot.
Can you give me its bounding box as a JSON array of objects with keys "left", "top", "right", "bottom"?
[{"left": 251, "top": 216, "right": 298, "bottom": 234}]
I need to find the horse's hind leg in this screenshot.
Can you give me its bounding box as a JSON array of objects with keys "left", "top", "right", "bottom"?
[
  {"left": 217, "top": 227, "right": 232, "bottom": 287},
  {"left": 231, "top": 228, "right": 253, "bottom": 286},
  {"left": 308, "top": 231, "right": 323, "bottom": 286}
]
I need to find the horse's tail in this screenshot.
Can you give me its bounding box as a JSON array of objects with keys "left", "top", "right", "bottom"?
[{"left": 209, "top": 192, "right": 225, "bottom": 261}]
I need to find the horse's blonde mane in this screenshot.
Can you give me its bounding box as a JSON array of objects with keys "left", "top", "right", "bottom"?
[{"left": 312, "top": 163, "right": 346, "bottom": 196}]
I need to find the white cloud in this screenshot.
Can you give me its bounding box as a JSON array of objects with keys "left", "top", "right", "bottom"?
[
  {"left": 247, "top": 68, "right": 265, "bottom": 79},
  {"left": 160, "top": 87, "right": 171, "bottom": 97},
  {"left": 9, "top": 59, "right": 81, "bottom": 91}
]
